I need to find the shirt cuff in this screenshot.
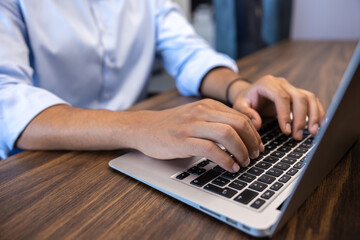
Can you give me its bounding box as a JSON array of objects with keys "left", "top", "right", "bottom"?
[
  {"left": 176, "top": 51, "right": 239, "bottom": 97},
  {"left": 0, "top": 84, "right": 69, "bottom": 159}
]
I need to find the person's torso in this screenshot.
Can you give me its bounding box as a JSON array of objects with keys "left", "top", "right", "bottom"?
[{"left": 21, "top": 0, "right": 157, "bottom": 110}]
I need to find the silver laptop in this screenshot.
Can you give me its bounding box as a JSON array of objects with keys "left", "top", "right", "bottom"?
[{"left": 109, "top": 42, "right": 360, "bottom": 237}]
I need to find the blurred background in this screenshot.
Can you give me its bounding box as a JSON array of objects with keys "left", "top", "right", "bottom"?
[{"left": 148, "top": 0, "right": 360, "bottom": 96}]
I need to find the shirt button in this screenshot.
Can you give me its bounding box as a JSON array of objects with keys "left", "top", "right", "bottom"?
[{"left": 105, "top": 57, "right": 115, "bottom": 68}]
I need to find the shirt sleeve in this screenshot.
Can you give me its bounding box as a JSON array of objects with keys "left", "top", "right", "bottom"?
[
  {"left": 0, "top": 1, "right": 68, "bottom": 159},
  {"left": 155, "top": 0, "right": 239, "bottom": 97}
]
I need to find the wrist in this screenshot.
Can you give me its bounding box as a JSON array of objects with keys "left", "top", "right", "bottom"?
[{"left": 226, "top": 78, "right": 251, "bottom": 106}]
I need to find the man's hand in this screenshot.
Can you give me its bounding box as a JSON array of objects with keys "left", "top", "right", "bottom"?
[
  {"left": 228, "top": 75, "right": 326, "bottom": 140},
  {"left": 128, "top": 99, "right": 263, "bottom": 172},
  {"left": 200, "top": 68, "right": 326, "bottom": 141}
]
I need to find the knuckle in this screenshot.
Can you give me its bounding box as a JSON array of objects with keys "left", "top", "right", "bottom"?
[
  {"left": 201, "top": 141, "right": 217, "bottom": 154},
  {"left": 218, "top": 125, "right": 234, "bottom": 139},
  {"left": 297, "top": 93, "right": 308, "bottom": 104},
  {"left": 278, "top": 92, "right": 291, "bottom": 102},
  {"left": 193, "top": 101, "right": 210, "bottom": 112},
  {"left": 307, "top": 92, "right": 316, "bottom": 100}
]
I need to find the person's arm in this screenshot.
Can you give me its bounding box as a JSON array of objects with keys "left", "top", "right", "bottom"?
[{"left": 0, "top": 1, "right": 68, "bottom": 159}]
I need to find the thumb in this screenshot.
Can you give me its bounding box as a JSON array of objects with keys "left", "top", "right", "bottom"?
[{"left": 233, "top": 97, "right": 262, "bottom": 130}]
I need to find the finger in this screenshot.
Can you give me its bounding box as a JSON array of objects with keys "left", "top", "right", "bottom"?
[
  {"left": 205, "top": 100, "right": 263, "bottom": 146},
  {"left": 257, "top": 85, "right": 292, "bottom": 135},
  {"left": 190, "top": 122, "right": 253, "bottom": 165},
  {"left": 233, "top": 97, "right": 262, "bottom": 130},
  {"left": 301, "top": 90, "right": 321, "bottom": 135},
  {"left": 200, "top": 108, "right": 263, "bottom": 157},
  {"left": 287, "top": 88, "right": 308, "bottom": 140},
  {"left": 186, "top": 137, "right": 246, "bottom": 172}
]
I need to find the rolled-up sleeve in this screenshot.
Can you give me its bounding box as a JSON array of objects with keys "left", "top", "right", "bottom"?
[
  {"left": 0, "top": 1, "right": 67, "bottom": 159},
  {"left": 155, "top": 0, "right": 238, "bottom": 97}
]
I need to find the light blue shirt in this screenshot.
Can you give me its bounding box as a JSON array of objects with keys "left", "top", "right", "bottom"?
[{"left": 0, "top": 0, "right": 237, "bottom": 159}]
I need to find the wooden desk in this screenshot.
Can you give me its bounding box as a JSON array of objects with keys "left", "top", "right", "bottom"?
[{"left": 1, "top": 41, "right": 359, "bottom": 240}]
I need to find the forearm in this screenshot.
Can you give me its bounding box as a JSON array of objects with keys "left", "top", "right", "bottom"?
[
  {"left": 16, "top": 104, "right": 137, "bottom": 151},
  {"left": 199, "top": 67, "right": 251, "bottom": 104}
]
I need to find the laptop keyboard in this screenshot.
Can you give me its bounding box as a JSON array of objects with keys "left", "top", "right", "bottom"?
[{"left": 172, "top": 120, "right": 315, "bottom": 211}]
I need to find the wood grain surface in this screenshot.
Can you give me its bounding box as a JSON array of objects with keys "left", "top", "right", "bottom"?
[{"left": 0, "top": 41, "right": 359, "bottom": 240}]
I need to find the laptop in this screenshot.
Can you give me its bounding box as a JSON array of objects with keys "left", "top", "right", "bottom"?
[{"left": 109, "top": 42, "right": 360, "bottom": 237}]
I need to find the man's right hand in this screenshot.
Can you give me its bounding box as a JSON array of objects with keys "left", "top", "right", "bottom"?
[{"left": 127, "top": 99, "right": 264, "bottom": 172}]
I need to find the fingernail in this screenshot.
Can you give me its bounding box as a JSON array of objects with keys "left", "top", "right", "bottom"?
[
  {"left": 286, "top": 123, "right": 291, "bottom": 134},
  {"left": 245, "top": 157, "right": 250, "bottom": 166},
  {"left": 232, "top": 163, "right": 240, "bottom": 172},
  {"left": 296, "top": 129, "right": 303, "bottom": 140},
  {"left": 251, "top": 118, "right": 256, "bottom": 125},
  {"left": 260, "top": 143, "right": 264, "bottom": 152},
  {"left": 312, "top": 123, "right": 319, "bottom": 134},
  {"left": 250, "top": 150, "right": 260, "bottom": 159}
]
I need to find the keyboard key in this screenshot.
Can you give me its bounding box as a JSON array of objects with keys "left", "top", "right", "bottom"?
[
  {"left": 303, "top": 129, "right": 310, "bottom": 136},
  {"left": 305, "top": 137, "right": 314, "bottom": 144},
  {"left": 279, "top": 174, "right": 291, "bottom": 183},
  {"left": 286, "top": 168, "right": 299, "bottom": 176},
  {"left": 262, "top": 135, "right": 273, "bottom": 144},
  {"left": 266, "top": 168, "right": 283, "bottom": 177},
  {"left": 284, "top": 139, "right": 300, "bottom": 148},
  {"left": 176, "top": 172, "right": 190, "bottom": 180},
  {"left": 229, "top": 180, "right": 247, "bottom": 190},
  {"left": 281, "top": 157, "right": 297, "bottom": 165},
  {"left": 248, "top": 167, "right": 264, "bottom": 176},
  {"left": 222, "top": 171, "right": 240, "bottom": 180},
  {"left": 213, "top": 165, "right": 226, "bottom": 173},
  {"left": 276, "top": 135, "right": 291, "bottom": 143},
  {"left": 263, "top": 156, "right": 279, "bottom": 164},
  {"left": 277, "top": 146, "right": 292, "bottom": 153},
  {"left": 197, "top": 160, "right": 210, "bottom": 168},
  {"left": 190, "top": 169, "right": 222, "bottom": 187},
  {"left": 204, "top": 184, "right": 237, "bottom": 198},
  {"left": 300, "top": 143, "right": 311, "bottom": 149},
  {"left": 271, "top": 151, "right": 285, "bottom": 158},
  {"left": 248, "top": 159, "right": 257, "bottom": 167},
  {"left": 270, "top": 140, "right": 282, "bottom": 146},
  {"left": 249, "top": 181, "right": 268, "bottom": 192},
  {"left": 288, "top": 152, "right": 303, "bottom": 159},
  {"left": 262, "top": 149, "right": 271, "bottom": 156},
  {"left": 234, "top": 189, "right": 258, "bottom": 204},
  {"left": 270, "top": 182, "right": 284, "bottom": 191},
  {"left": 252, "top": 155, "right": 264, "bottom": 162},
  {"left": 188, "top": 166, "right": 206, "bottom": 175},
  {"left": 274, "top": 162, "right": 291, "bottom": 171},
  {"left": 294, "top": 147, "right": 308, "bottom": 154},
  {"left": 265, "top": 144, "right": 277, "bottom": 151},
  {"left": 294, "top": 162, "right": 304, "bottom": 169},
  {"left": 212, "top": 177, "right": 230, "bottom": 187},
  {"left": 261, "top": 190, "right": 275, "bottom": 199},
  {"left": 238, "top": 173, "right": 256, "bottom": 183},
  {"left": 251, "top": 198, "right": 266, "bottom": 209},
  {"left": 255, "top": 161, "right": 272, "bottom": 169},
  {"left": 266, "top": 132, "right": 278, "bottom": 139},
  {"left": 258, "top": 174, "right": 276, "bottom": 184}
]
